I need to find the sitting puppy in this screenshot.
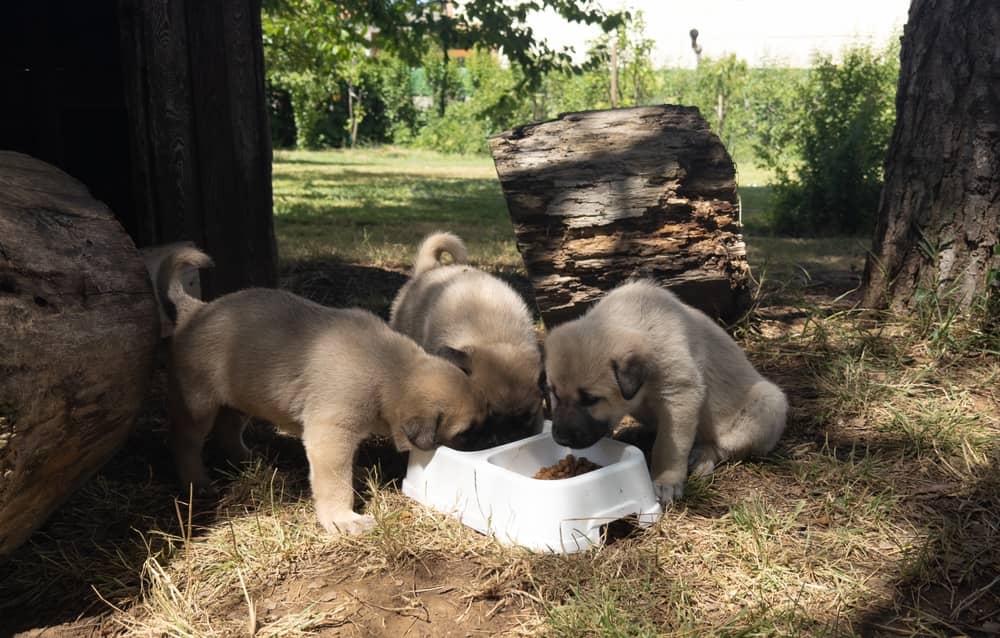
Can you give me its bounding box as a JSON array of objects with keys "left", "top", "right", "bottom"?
[
  {"left": 390, "top": 232, "right": 544, "bottom": 449},
  {"left": 543, "top": 280, "right": 787, "bottom": 502},
  {"left": 158, "top": 246, "right": 485, "bottom": 534}
]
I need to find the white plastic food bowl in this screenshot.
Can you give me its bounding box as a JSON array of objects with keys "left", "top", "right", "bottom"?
[{"left": 402, "top": 423, "right": 663, "bottom": 553}]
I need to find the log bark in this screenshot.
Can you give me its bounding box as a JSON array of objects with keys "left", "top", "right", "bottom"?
[
  {"left": 862, "top": 0, "right": 1000, "bottom": 312},
  {"left": 0, "top": 152, "right": 159, "bottom": 558},
  {"left": 489, "top": 105, "right": 749, "bottom": 327}
]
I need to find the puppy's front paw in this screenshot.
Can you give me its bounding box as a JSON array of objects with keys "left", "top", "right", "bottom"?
[
  {"left": 653, "top": 480, "right": 685, "bottom": 504},
  {"left": 317, "top": 510, "right": 376, "bottom": 536}
]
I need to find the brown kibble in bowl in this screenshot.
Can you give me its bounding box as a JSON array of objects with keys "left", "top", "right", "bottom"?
[{"left": 533, "top": 454, "right": 603, "bottom": 480}]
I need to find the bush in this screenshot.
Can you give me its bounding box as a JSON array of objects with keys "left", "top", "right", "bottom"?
[
  {"left": 414, "top": 100, "right": 491, "bottom": 154},
  {"left": 768, "top": 43, "right": 899, "bottom": 235},
  {"left": 267, "top": 86, "right": 297, "bottom": 149},
  {"left": 413, "top": 49, "right": 532, "bottom": 155}
]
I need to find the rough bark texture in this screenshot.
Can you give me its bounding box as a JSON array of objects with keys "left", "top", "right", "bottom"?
[
  {"left": 862, "top": 0, "right": 1000, "bottom": 311},
  {"left": 0, "top": 152, "right": 159, "bottom": 558},
  {"left": 117, "top": 0, "right": 277, "bottom": 298},
  {"left": 489, "top": 105, "right": 749, "bottom": 327}
]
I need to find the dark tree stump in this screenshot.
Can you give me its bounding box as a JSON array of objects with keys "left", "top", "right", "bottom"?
[
  {"left": 489, "top": 105, "right": 750, "bottom": 327},
  {"left": 0, "top": 151, "right": 159, "bottom": 558}
]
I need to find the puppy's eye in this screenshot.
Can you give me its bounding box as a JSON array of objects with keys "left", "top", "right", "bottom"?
[{"left": 578, "top": 390, "right": 601, "bottom": 407}]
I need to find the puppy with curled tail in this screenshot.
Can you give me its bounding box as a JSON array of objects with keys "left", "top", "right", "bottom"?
[
  {"left": 158, "top": 245, "right": 485, "bottom": 535},
  {"left": 543, "top": 279, "right": 787, "bottom": 504},
  {"left": 390, "top": 232, "right": 545, "bottom": 450}
]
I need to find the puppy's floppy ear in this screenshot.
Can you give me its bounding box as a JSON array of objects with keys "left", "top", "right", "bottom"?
[
  {"left": 435, "top": 345, "right": 473, "bottom": 375},
  {"left": 538, "top": 367, "right": 551, "bottom": 416},
  {"left": 612, "top": 354, "right": 647, "bottom": 401},
  {"left": 402, "top": 417, "right": 438, "bottom": 450}
]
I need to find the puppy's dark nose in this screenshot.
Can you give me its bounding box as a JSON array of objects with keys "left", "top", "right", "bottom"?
[
  {"left": 552, "top": 424, "right": 604, "bottom": 448},
  {"left": 403, "top": 420, "right": 437, "bottom": 450},
  {"left": 552, "top": 403, "right": 607, "bottom": 449}
]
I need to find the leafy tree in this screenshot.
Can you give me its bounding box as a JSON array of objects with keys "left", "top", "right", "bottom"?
[
  {"left": 695, "top": 54, "right": 748, "bottom": 147},
  {"left": 364, "top": 0, "right": 625, "bottom": 117},
  {"left": 588, "top": 9, "right": 657, "bottom": 109},
  {"left": 617, "top": 11, "right": 657, "bottom": 106},
  {"left": 263, "top": 0, "right": 625, "bottom": 147},
  {"left": 415, "top": 47, "right": 532, "bottom": 154},
  {"left": 745, "top": 64, "right": 809, "bottom": 177},
  {"left": 262, "top": 0, "right": 371, "bottom": 148}
]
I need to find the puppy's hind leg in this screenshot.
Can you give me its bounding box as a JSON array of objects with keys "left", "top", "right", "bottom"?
[
  {"left": 712, "top": 379, "right": 788, "bottom": 465},
  {"left": 213, "top": 406, "right": 252, "bottom": 466},
  {"left": 301, "top": 416, "right": 375, "bottom": 536},
  {"left": 167, "top": 378, "right": 219, "bottom": 494}
]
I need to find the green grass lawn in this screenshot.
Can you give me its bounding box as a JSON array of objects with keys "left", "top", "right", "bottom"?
[
  {"left": 273, "top": 148, "right": 522, "bottom": 268},
  {"left": 273, "top": 147, "right": 868, "bottom": 278}
]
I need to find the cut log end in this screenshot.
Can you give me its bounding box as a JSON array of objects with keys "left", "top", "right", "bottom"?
[{"left": 490, "top": 105, "right": 750, "bottom": 327}]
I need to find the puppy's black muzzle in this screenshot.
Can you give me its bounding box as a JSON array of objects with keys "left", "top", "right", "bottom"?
[
  {"left": 551, "top": 402, "right": 608, "bottom": 449},
  {"left": 446, "top": 411, "right": 542, "bottom": 451}
]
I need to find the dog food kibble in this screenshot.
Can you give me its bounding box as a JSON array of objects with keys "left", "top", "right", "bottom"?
[{"left": 533, "top": 454, "right": 602, "bottom": 480}]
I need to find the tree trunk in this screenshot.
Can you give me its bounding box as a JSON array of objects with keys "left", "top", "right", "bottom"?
[
  {"left": 489, "top": 105, "right": 749, "bottom": 328},
  {"left": 862, "top": 0, "right": 1000, "bottom": 312},
  {"left": 438, "top": 46, "right": 450, "bottom": 118},
  {"left": 0, "top": 152, "right": 160, "bottom": 558},
  {"left": 716, "top": 91, "right": 725, "bottom": 138},
  {"left": 348, "top": 81, "right": 357, "bottom": 150},
  {"left": 609, "top": 39, "right": 619, "bottom": 108},
  {"left": 117, "top": 0, "right": 277, "bottom": 299}
]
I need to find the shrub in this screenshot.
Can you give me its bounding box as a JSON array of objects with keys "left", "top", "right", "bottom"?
[
  {"left": 769, "top": 43, "right": 899, "bottom": 235},
  {"left": 413, "top": 48, "right": 532, "bottom": 155}
]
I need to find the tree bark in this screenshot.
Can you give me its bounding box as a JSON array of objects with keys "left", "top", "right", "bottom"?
[
  {"left": 117, "top": 0, "right": 278, "bottom": 299},
  {"left": 862, "top": 0, "right": 1000, "bottom": 312},
  {"left": 0, "top": 152, "right": 160, "bottom": 558},
  {"left": 489, "top": 105, "right": 749, "bottom": 327}
]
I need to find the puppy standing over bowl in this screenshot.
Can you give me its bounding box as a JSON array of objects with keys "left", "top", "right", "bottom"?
[
  {"left": 158, "top": 246, "right": 485, "bottom": 534},
  {"left": 390, "top": 232, "right": 545, "bottom": 449},
  {"left": 543, "top": 280, "right": 787, "bottom": 503}
]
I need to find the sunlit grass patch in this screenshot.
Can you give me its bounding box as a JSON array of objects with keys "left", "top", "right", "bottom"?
[{"left": 272, "top": 148, "right": 517, "bottom": 268}]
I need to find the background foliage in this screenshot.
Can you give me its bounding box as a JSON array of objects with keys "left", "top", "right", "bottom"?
[{"left": 261, "top": 1, "right": 901, "bottom": 237}]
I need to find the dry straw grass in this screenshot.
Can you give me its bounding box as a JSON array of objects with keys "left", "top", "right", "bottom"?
[
  {"left": 2, "top": 150, "right": 997, "bottom": 637},
  {"left": 55, "top": 295, "right": 990, "bottom": 637},
  {"left": 2, "top": 281, "right": 997, "bottom": 637}
]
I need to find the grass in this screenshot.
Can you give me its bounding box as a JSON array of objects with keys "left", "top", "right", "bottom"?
[
  {"left": 272, "top": 148, "right": 521, "bottom": 268},
  {"left": 2, "top": 147, "right": 998, "bottom": 637}
]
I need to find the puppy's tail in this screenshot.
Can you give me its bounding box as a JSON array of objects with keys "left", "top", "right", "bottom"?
[
  {"left": 413, "top": 232, "right": 468, "bottom": 276},
  {"left": 156, "top": 245, "right": 213, "bottom": 331}
]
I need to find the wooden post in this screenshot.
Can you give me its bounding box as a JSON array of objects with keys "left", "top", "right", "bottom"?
[
  {"left": 117, "top": 0, "right": 277, "bottom": 298},
  {"left": 489, "top": 105, "right": 750, "bottom": 327}
]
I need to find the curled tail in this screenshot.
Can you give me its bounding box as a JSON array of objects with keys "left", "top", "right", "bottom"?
[
  {"left": 156, "top": 245, "right": 213, "bottom": 331},
  {"left": 413, "top": 232, "right": 468, "bottom": 276}
]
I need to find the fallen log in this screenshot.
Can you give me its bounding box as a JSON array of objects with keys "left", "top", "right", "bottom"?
[
  {"left": 0, "top": 151, "right": 159, "bottom": 558},
  {"left": 489, "top": 105, "right": 750, "bottom": 327}
]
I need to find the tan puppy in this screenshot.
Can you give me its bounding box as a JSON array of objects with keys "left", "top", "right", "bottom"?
[
  {"left": 544, "top": 280, "right": 787, "bottom": 503},
  {"left": 158, "top": 246, "right": 485, "bottom": 534},
  {"left": 390, "top": 232, "right": 544, "bottom": 449}
]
